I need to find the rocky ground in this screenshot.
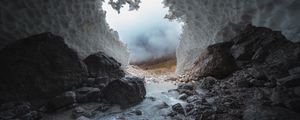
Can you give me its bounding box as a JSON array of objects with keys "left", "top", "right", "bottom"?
[{"left": 1, "top": 25, "right": 300, "bottom": 120}]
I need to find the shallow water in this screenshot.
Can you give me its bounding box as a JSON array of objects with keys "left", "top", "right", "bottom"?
[{"left": 93, "top": 78, "right": 184, "bottom": 120}]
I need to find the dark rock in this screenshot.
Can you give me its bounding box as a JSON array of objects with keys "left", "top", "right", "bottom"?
[
  {"left": 191, "top": 42, "right": 238, "bottom": 79},
  {"left": 131, "top": 109, "right": 142, "bottom": 115},
  {"left": 237, "top": 79, "right": 252, "bottom": 88},
  {"left": 0, "top": 32, "right": 88, "bottom": 102},
  {"left": 167, "top": 111, "right": 177, "bottom": 117},
  {"left": 186, "top": 95, "right": 202, "bottom": 103},
  {"left": 199, "top": 77, "right": 217, "bottom": 89},
  {"left": 178, "top": 89, "right": 195, "bottom": 96},
  {"left": 278, "top": 75, "right": 300, "bottom": 88},
  {"left": 153, "top": 101, "right": 169, "bottom": 109},
  {"left": 294, "top": 86, "right": 300, "bottom": 97},
  {"left": 243, "top": 105, "right": 300, "bottom": 120},
  {"left": 83, "top": 51, "right": 125, "bottom": 78},
  {"left": 289, "top": 67, "right": 300, "bottom": 75},
  {"left": 72, "top": 107, "right": 94, "bottom": 119},
  {"left": 284, "top": 99, "right": 300, "bottom": 113},
  {"left": 172, "top": 103, "right": 185, "bottom": 114},
  {"left": 185, "top": 104, "right": 194, "bottom": 113},
  {"left": 101, "top": 76, "right": 146, "bottom": 108},
  {"left": 46, "top": 91, "right": 76, "bottom": 112},
  {"left": 178, "top": 94, "right": 188, "bottom": 100},
  {"left": 20, "top": 111, "right": 42, "bottom": 120},
  {"left": 76, "top": 116, "right": 91, "bottom": 120},
  {"left": 178, "top": 83, "right": 194, "bottom": 91},
  {"left": 95, "top": 103, "right": 111, "bottom": 112},
  {"left": 75, "top": 87, "right": 101, "bottom": 103}
]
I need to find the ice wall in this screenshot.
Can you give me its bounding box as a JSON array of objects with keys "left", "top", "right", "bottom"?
[
  {"left": 0, "top": 0, "right": 129, "bottom": 67},
  {"left": 164, "top": 0, "right": 300, "bottom": 74}
]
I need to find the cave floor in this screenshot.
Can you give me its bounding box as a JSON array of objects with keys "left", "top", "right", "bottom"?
[{"left": 43, "top": 65, "right": 201, "bottom": 120}]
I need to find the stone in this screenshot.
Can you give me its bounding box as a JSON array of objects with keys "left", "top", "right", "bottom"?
[
  {"left": 131, "top": 109, "right": 142, "bottom": 115},
  {"left": 185, "top": 104, "right": 194, "bottom": 113},
  {"left": 75, "top": 87, "right": 101, "bottom": 103},
  {"left": 178, "top": 83, "right": 194, "bottom": 91},
  {"left": 277, "top": 75, "right": 300, "bottom": 88},
  {"left": 101, "top": 76, "right": 146, "bottom": 108},
  {"left": 153, "top": 101, "right": 169, "bottom": 109},
  {"left": 46, "top": 91, "right": 76, "bottom": 112},
  {"left": 72, "top": 107, "right": 94, "bottom": 119},
  {"left": 20, "top": 111, "right": 42, "bottom": 120},
  {"left": 0, "top": 33, "right": 88, "bottom": 102},
  {"left": 294, "top": 86, "right": 300, "bottom": 97},
  {"left": 178, "top": 94, "right": 188, "bottom": 100},
  {"left": 190, "top": 42, "right": 238, "bottom": 79},
  {"left": 284, "top": 99, "right": 300, "bottom": 113},
  {"left": 172, "top": 103, "right": 185, "bottom": 114},
  {"left": 289, "top": 67, "right": 300, "bottom": 75},
  {"left": 76, "top": 116, "right": 91, "bottom": 120},
  {"left": 95, "top": 103, "right": 111, "bottom": 112},
  {"left": 237, "top": 79, "right": 252, "bottom": 88},
  {"left": 187, "top": 95, "right": 202, "bottom": 103},
  {"left": 83, "top": 51, "right": 125, "bottom": 78},
  {"left": 199, "top": 77, "right": 217, "bottom": 89}
]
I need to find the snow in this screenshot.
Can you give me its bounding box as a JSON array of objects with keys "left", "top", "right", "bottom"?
[
  {"left": 0, "top": 0, "right": 129, "bottom": 67},
  {"left": 163, "top": 0, "right": 300, "bottom": 74}
]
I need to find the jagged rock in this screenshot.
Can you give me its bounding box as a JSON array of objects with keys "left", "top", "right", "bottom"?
[
  {"left": 199, "top": 77, "right": 217, "bottom": 89},
  {"left": 277, "top": 75, "right": 300, "bottom": 88},
  {"left": 289, "top": 67, "right": 300, "bottom": 75},
  {"left": 243, "top": 105, "right": 300, "bottom": 120},
  {"left": 75, "top": 87, "right": 101, "bottom": 103},
  {"left": 0, "top": 102, "right": 42, "bottom": 120},
  {"left": 0, "top": 33, "right": 88, "bottom": 102},
  {"left": 83, "top": 51, "right": 125, "bottom": 78},
  {"left": 178, "top": 94, "right": 188, "bottom": 100},
  {"left": 101, "top": 76, "right": 146, "bottom": 108},
  {"left": 178, "top": 83, "right": 194, "bottom": 91},
  {"left": 45, "top": 91, "right": 76, "bottom": 112},
  {"left": 172, "top": 103, "right": 185, "bottom": 114},
  {"left": 191, "top": 42, "right": 238, "bottom": 79}
]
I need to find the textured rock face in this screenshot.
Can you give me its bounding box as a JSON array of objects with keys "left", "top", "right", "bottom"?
[
  {"left": 190, "top": 42, "right": 238, "bottom": 79},
  {"left": 0, "top": 0, "right": 129, "bottom": 67},
  {"left": 101, "top": 77, "right": 146, "bottom": 108},
  {"left": 0, "top": 33, "right": 88, "bottom": 102},
  {"left": 163, "top": 0, "right": 300, "bottom": 74},
  {"left": 84, "top": 52, "right": 125, "bottom": 78}
]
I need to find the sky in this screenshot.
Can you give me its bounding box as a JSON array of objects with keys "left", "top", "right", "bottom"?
[{"left": 103, "top": 0, "right": 182, "bottom": 63}]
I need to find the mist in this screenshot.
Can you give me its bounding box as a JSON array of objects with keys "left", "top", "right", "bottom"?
[{"left": 103, "top": 0, "right": 182, "bottom": 64}]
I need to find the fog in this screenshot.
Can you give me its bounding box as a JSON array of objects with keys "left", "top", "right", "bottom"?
[{"left": 103, "top": 0, "right": 182, "bottom": 63}]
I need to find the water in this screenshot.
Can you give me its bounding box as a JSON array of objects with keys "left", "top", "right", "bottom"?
[{"left": 93, "top": 78, "right": 184, "bottom": 120}]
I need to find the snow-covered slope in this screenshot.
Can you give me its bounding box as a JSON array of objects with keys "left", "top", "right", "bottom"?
[
  {"left": 164, "top": 0, "right": 300, "bottom": 74},
  {"left": 0, "top": 0, "right": 129, "bottom": 67}
]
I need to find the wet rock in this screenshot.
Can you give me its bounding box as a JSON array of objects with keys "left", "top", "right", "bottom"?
[
  {"left": 172, "top": 103, "right": 185, "bottom": 114},
  {"left": 278, "top": 75, "right": 300, "bottom": 88},
  {"left": 186, "top": 95, "right": 203, "bottom": 103},
  {"left": 46, "top": 91, "right": 76, "bottom": 112},
  {"left": 76, "top": 116, "right": 91, "bottom": 120},
  {"left": 153, "top": 101, "right": 169, "bottom": 109},
  {"left": 95, "top": 103, "right": 111, "bottom": 112},
  {"left": 178, "top": 89, "right": 195, "bottom": 96},
  {"left": 72, "top": 107, "right": 94, "bottom": 119},
  {"left": 185, "top": 104, "right": 194, "bottom": 113},
  {"left": 178, "top": 94, "right": 188, "bottom": 100},
  {"left": 101, "top": 76, "right": 146, "bottom": 108},
  {"left": 131, "top": 109, "right": 142, "bottom": 115},
  {"left": 178, "top": 83, "right": 194, "bottom": 91},
  {"left": 75, "top": 87, "right": 101, "bottom": 103},
  {"left": 167, "top": 111, "right": 177, "bottom": 117},
  {"left": 198, "top": 76, "right": 217, "bottom": 89},
  {"left": 0, "top": 32, "right": 88, "bottom": 102},
  {"left": 83, "top": 51, "right": 125, "bottom": 78}
]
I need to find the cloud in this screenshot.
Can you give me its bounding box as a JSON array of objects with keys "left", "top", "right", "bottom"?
[{"left": 103, "top": 0, "right": 182, "bottom": 63}]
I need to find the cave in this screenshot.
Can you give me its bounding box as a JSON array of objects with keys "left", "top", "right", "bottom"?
[{"left": 0, "top": 0, "right": 300, "bottom": 120}]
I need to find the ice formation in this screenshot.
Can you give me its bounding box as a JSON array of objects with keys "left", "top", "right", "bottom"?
[
  {"left": 0, "top": 0, "right": 129, "bottom": 67},
  {"left": 163, "top": 0, "right": 300, "bottom": 74}
]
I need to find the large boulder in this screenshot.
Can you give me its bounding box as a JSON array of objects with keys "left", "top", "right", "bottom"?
[
  {"left": 101, "top": 76, "right": 146, "bottom": 108},
  {"left": 83, "top": 52, "right": 125, "bottom": 79},
  {"left": 0, "top": 32, "right": 88, "bottom": 102},
  {"left": 190, "top": 42, "right": 238, "bottom": 79}
]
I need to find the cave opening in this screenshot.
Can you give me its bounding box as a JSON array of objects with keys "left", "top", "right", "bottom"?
[{"left": 103, "top": 0, "right": 183, "bottom": 77}]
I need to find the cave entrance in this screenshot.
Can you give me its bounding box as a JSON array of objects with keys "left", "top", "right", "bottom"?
[{"left": 103, "top": 0, "right": 182, "bottom": 77}]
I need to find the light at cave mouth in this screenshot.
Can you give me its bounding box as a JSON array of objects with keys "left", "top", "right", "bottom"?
[{"left": 103, "top": 0, "right": 183, "bottom": 72}]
